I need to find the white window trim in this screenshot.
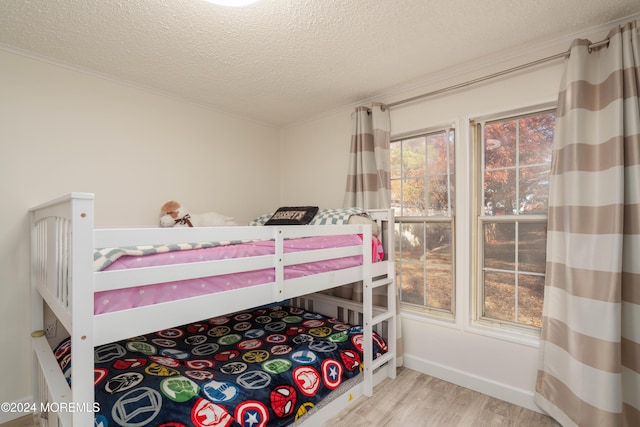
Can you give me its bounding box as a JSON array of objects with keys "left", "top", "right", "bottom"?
[
  {"left": 463, "top": 99, "right": 556, "bottom": 346},
  {"left": 393, "top": 100, "right": 556, "bottom": 348},
  {"left": 392, "top": 120, "right": 458, "bottom": 321}
]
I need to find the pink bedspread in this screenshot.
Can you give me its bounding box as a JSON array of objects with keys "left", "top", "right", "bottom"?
[{"left": 95, "top": 235, "right": 383, "bottom": 314}]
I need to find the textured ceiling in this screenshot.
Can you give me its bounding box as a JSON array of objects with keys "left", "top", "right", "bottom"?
[{"left": 1, "top": 0, "right": 640, "bottom": 126}]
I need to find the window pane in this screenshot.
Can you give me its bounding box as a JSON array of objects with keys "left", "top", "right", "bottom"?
[
  {"left": 396, "top": 221, "right": 454, "bottom": 312},
  {"left": 484, "top": 169, "right": 516, "bottom": 215},
  {"left": 485, "top": 119, "right": 516, "bottom": 168},
  {"left": 390, "top": 179, "right": 402, "bottom": 213},
  {"left": 426, "top": 223, "right": 452, "bottom": 264},
  {"left": 519, "top": 112, "right": 555, "bottom": 166},
  {"left": 484, "top": 222, "right": 515, "bottom": 270},
  {"left": 392, "top": 128, "right": 455, "bottom": 316},
  {"left": 403, "top": 137, "right": 426, "bottom": 177},
  {"left": 398, "top": 262, "right": 424, "bottom": 306},
  {"left": 426, "top": 264, "right": 452, "bottom": 311},
  {"left": 390, "top": 142, "right": 402, "bottom": 178},
  {"left": 427, "top": 133, "right": 449, "bottom": 174},
  {"left": 518, "top": 222, "right": 547, "bottom": 274},
  {"left": 519, "top": 165, "right": 550, "bottom": 214},
  {"left": 402, "top": 177, "right": 426, "bottom": 215},
  {"left": 399, "top": 223, "right": 424, "bottom": 255},
  {"left": 449, "top": 172, "right": 456, "bottom": 214},
  {"left": 518, "top": 274, "right": 544, "bottom": 328},
  {"left": 396, "top": 222, "right": 425, "bottom": 306},
  {"left": 425, "top": 222, "right": 453, "bottom": 311},
  {"left": 484, "top": 111, "right": 554, "bottom": 218},
  {"left": 428, "top": 175, "right": 450, "bottom": 215},
  {"left": 483, "top": 271, "right": 515, "bottom": 322},
  {"left": 478, "top": 109, "right": 554, "bottom": 331}
]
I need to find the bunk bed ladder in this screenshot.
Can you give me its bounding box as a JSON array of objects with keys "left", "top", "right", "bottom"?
[{"left": 362, "top": 274, "right": 397, "bottom": 397}]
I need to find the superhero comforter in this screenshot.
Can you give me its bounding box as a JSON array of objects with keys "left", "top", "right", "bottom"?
[{"left": 54, "top": 305, "right": 388, "bottom": 427}]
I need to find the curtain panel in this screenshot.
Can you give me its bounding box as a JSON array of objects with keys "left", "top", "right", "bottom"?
[
  {"left": 534, "top": 21, "right": 640, "bottom": 427},
  {"left": 342, "top": 102, "right": 403, "bottom": 366},
  {"left": 343, "top": 103, "right": 391, "bottom": 210}
]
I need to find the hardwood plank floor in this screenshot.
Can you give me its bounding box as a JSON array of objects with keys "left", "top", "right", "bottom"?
[
  {"left": 0, "top": 414, "right": 37, "bottom": 427},
  {"left": 1, "top": 368, "right": 559, "bottom": 427},
  {"left": 322, "top": 367, "right": 560, "bottom": 427}
]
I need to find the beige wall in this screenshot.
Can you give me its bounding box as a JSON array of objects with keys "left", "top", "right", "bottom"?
[
  {"left": 0, "top": 49, "right": 281, "bottom": 409},
  {"left": 281, "top": 112, "right": 352, "bottom": 208}
]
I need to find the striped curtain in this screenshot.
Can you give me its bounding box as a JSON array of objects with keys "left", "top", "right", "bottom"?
[
  {"left": 534, "top": 21, "right": 640, "bottom": 427},
  {"left": 343, "top": 102, "right": 391, "bottom": 209},
  {"left": 343, "top": 102, "right": 404, "bottom": 366}
]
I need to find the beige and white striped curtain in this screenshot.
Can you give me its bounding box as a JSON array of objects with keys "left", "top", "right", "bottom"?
[
  {"left": 343, "top": 103, "right": 390, "bottom": 300},
  {"left": 343, "top": 102, "right": 391, "bottom": 209},
  {"left": 342, "top": 102, "right": 404, "bottom": 366},
  {"left": 534, "top": 21, "right": 640, "bottom": 427}
]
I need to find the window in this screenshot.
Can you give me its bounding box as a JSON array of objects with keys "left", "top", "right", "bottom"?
[
  {"left": 391, "top": 128, "right": 455, "bottom": 316},
  {"left": 475, "top": 109, "right": 555, "bottom": 331}
]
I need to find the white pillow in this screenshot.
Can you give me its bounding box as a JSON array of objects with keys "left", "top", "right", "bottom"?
[{"left": 348, "top": 214, "right": 379, "bottom": 236}]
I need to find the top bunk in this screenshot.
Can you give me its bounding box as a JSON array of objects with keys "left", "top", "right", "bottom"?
[{"left": 30, "top": 193, "right": 395, "bottom": 346}]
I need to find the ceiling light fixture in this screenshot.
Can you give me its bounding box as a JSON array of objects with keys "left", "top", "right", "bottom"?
[{"left": 204, "top": 0, "right": 260, "bottom": 6}]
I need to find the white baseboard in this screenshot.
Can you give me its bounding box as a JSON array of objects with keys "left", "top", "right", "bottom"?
[
  {"left": 0, "top": 396, "right": 34, "bottom": 424},
  {"left": 403, "top": 354, "right": 542, "bottom": 413}
]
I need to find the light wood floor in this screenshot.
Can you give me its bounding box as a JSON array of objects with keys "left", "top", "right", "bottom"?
[
  {"left": 323, "top": 367, "right": 559, "bottom": 427},
  {"left": 2, "top": 368, "right": 559, "bottom": 427},
  {"left": 0, "top": 414, "right": 38, "bottom": 427}
]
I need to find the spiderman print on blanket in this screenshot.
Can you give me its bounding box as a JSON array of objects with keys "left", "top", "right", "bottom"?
[{"left": 54, "top": 305, "right": 388, "bottom": 427}]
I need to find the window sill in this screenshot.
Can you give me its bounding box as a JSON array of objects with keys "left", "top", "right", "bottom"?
[
  {"left": 399, "top": 306, "right": 458, "bottom": 330},
  {"left": 466, "top": 320, "right": 541, "bottom": 348},
  {"left": 399, "top": 307, "right": 542, "bottom": 348}
]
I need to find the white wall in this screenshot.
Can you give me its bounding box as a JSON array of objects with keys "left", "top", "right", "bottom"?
[
  {"left": 281, "top": 44, "right": 572, "bottom": 412},
  {"left": 280, "top": 112, "right": 353, "bottom": 208},
  {"left": 0, "top": 49, "right": 281, "bottom": 414}
]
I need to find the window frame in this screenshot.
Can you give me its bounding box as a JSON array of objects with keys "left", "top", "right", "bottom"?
[
  {"left": 391, "top": 125, "right": 456, "bottom": 320},
  {"left": 471, "top": 103, "right": 556, "bottom": 339}
]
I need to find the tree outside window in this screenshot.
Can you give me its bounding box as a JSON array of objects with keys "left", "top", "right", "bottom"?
[
  {"left": 478, "top": 110, "right": 554, "bottom": 329},
  {"left": 391, "top": 129, "right": 455, "bottom": 315}
]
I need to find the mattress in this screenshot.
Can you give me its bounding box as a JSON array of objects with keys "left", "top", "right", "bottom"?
[
  {"left": 95, "top": 235, "right": 384, "bottom": 315},
  {"left": 54, "top": 305, "right": 388, "bottom": 427}
]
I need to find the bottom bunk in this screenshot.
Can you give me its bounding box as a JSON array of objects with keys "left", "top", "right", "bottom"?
[{"left": 32, "top": 293, "right": 395, "bottom": 427}]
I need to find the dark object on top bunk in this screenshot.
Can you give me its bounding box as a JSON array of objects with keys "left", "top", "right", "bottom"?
[{"left": 264, "top": 206, "right": 319, "bottom": 225}]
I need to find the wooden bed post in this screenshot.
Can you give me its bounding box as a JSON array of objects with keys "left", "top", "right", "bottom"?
[
  {"left": 30, "top": 193, "right": 96, "bottom": 425},
  {"left": 69, "top": 194, "right": 96, "bottom": 425},
  {"left": 362, "top": 223, "right": 374, "bottom": 396}
]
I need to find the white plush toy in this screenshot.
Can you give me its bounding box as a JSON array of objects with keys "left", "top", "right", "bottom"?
[{"left": 159, "top": 200, "right": 237, "bottom": 227}]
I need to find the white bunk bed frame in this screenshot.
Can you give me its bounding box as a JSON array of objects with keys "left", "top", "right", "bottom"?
[{"left": 30, "top": 193, "right": 396, "bottom": 426}]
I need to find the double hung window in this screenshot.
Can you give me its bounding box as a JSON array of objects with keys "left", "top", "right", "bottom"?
[
  {"left": 474, "top": 108, "right": 555, "bottom": 330},
  {"left": 391, "top": 106, "right": 555, "bottom": 335},
  {"left": 391, "top": 128, "right": 455, "bottom": 316}
]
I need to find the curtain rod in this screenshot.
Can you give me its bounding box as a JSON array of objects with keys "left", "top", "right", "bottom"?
[{"left": 381, "top": 37, "right": 610, "bottom": 110}]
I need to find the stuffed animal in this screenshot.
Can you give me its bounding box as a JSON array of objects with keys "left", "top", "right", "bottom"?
[{"left": 159, "top": 200, "right": 237, "bottom": 227}]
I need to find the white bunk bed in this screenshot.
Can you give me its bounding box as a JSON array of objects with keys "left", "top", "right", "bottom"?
[{"left": 30, "top": 193, "right": 396, "bottom": 426}]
